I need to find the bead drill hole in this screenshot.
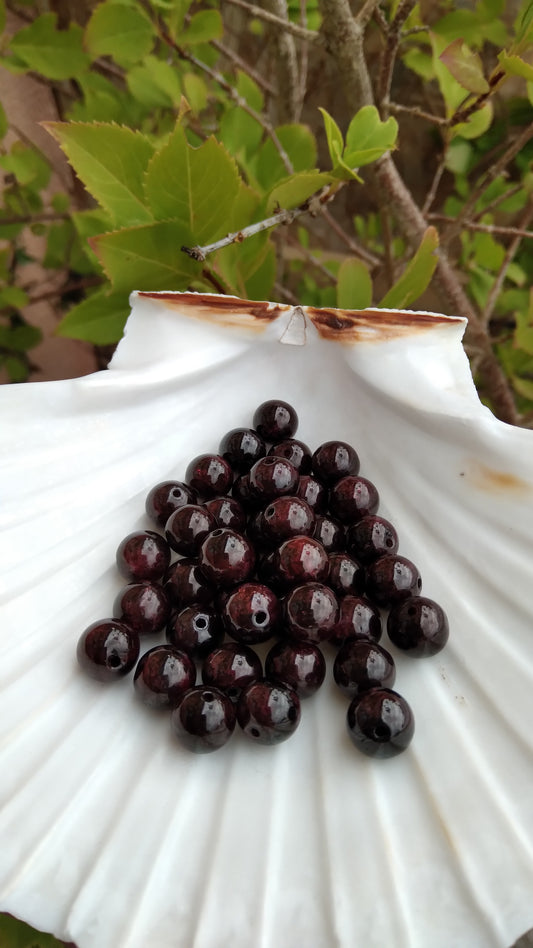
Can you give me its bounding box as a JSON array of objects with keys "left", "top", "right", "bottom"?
[
  {"left": 195, "top": 617, "right": 208, "bottom": 630},
  {"left": 211, "top": 529, "right": 223, "bottom": 537},
  {"left": 386, "top": 538, "right": 394, "bottom": 547},
  {"left": 288, "top": 707, "right": 298, "bottom": 721},
  {"left": 108, "top": 654, "right": 122, "bottom": 668},
  {"left": 203, "top": 691, "right": 215, "bottom": 702},
  {"left": 250, "top": 727, "right": 261, "bottom": 738},
  {"left": 254, "top": 611, "right": 268, "bottom": 626},
  {"left": 373, "top": 724, "right": 390, "bottom": 741}
]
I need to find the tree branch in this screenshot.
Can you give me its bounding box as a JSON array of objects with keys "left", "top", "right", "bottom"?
[
  {"left": 263, "top": 0, "right": 299, "bottom": 123},
  {"left": 482, "top": 200, "right": 533, "bottom": 326},
  {"left": 221, "top": 0, "right": 320, "bottom": 43}
]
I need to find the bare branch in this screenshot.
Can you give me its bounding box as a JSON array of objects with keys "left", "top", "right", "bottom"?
[
  {"left": 482, "top": 200, "right": 533, "bottom": 326},
  {"left": 221, "top": 0, "right": 320, "bottom": 43},
  {"left": 388, "top": 101, "right": 448, "bottom": 126},
  {"left": 378, "top": 0, "right": 417, "bottom": 115},
  {"left": 263, "top": 0, "right": 299, "bottom": 123},
  {"left": 429, "top": 214, "right": 533, "bottom": 241},
  {"left": 319, "top": 207, "right": 381, "bottom": 268},
  {"left": 210, "top": 39, "right": 277, "bottom": 96},
  {"left": 319, "top": 0, "right": 374, "bottom": 109}
]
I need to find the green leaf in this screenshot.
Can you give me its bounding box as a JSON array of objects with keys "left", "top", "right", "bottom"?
[
  {"left": 57, "top": 289, "right": 130, "bottom": 344},
  {"left": 45, "top": 122, "right": 154, "bottom": 227},
  {"left": 0, "top": 0, "right": 5, "bottom": 34},
  {"left": 9, "top": 13, "right": 90, "bottom": 79},
  {"left": 266, "top": 171, "right": 334, "bottom": 214},
  {"left": 0, "top": 323, "right": 41, "bottom": 350},
  {"left": 0, "top": 102, "right": 8, "bottom": 140},
  {"left": 514, "top": 294, "right": 533, "bottom": 354},
  {"left": 4, "top": 354, "right": 28, "bottom": 382},
  {"left": 84, "top": 1, "right": 154, "bottom": 67},
  {"left": 498, "top": 50, "right": 533, "bottom": 83},
  {"left": 91, "top": 221, "right": 200, "bottom": 292},
  {"left": 318, "top": 107, "right": 344, "bottom": 168},
  {"left": 343, "top": 106, "right": 398, "bottom": 167},
  {"left": 0, "top": 912, "right": 67, "bottom": 947},
  {"left": 379, "top": 226, "right": 439, "bottom": 309},
  {"left": 182, "top": 73, "right": 208, "bottom": 113},
  {"left": 43, "top": 220, "right": 74, "bottom": 269},
  {"left": 0, "top": 286, "right": 29, "bottom": 308},
  {"left": 0, "top": 142, "right": 51, "bottom": 189},
  {"left": 336, "top": 259, "right": 373, "bottom": 309},
  {"left": 451, "top": 101, "right": 493, "bottom": 140},
  {"left": 219, "top": 71, "right": 264, "bottom": 160},
  {"left": 126, "top": 56, "right": 181, "bottom": 108},
  {"left": 180, "top": 9, "right": 223, "bottom": 44},
  {"left": 255, "top": 124, "right": 317, "bottom": 189},
  {"left": 440, "top": 39, "right": 489, "bottom": 94},
  {"left": 144, "top": 125, "right": 241, "bottom": 243}
]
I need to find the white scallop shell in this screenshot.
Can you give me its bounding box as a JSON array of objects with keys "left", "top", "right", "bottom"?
[{"left": 1, "top": 291, "right": 533, "bottom": 948}]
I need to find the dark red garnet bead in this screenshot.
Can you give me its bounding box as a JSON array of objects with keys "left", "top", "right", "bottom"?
[
  {"left": 249, "top": 456, "right": 299, "bottom": 500},
  {"left": 346, "top": 688, "right": 415, "bottom": 758},
  {"left": 237, "top": 679, "right": 301, "bottom": 744},
  {"left": 202, "top": 643, "right": 263, "bottom": 702},
  {"left": 113, "top": 582, "right": 170, "bottom": 636},
  {"left": 333, "top": 638, "right": 396, "bottom": 699},
  {"left": 387, "top": 596, "right": 449, "bottom": 657},
  {"left": 77, "top": 619, "right": 140, "bottom": 682},
  {"left": 204, "top": 496, "right": 247, "bottom": 532},
  {"left": 222, "top": 581, "right": 280, "bottom": 644},
  {"left": 366, "top": 554, "right": 422, "bottom": 606},
  {"left": 167, "top": 603, "right": 224, "bottom": 658},
  {"left": 265, "top": 641, "right": 326, "bottom": 698},
  {"left": 346, "top": 515, "right": 399, "bottom": 564},
  {"left": 171, "top": 686, "right": 236, "bottom": 753},
  {"left": 164, "top": 558, "right": 214, "bottom": 608},
  {"left": 165, "top": 504, "right": 216, "bottom": 556},
  {"left": 295, "top": 474, "right": 328, "bottom": 513},
  {"left": 231, "top": 473, "right": 258, "bottom": 510},
  {"left": 185, "top": 453, "right": 233, "bottom": 499},
  {"left": 329, "top": 475, "right": 379, "bottom": 524},
  {"left": 253, "top": 399, "right": 298, "bottom": 442},
  {"left": 283, "top": 582, "right": 338, "bottom": 644},
  {"left": 200, "top": 529, "right": 255, "bottom": 587},
  {"left": 116, "top": 531, "right": 171, "bottom": 582},
  {"left": 145, "top": 480, "right": 198, "bottom": 528},
  {"left": 311, "top": 440, "right": 360, "bottom": 484},
  {"left": 256, "top": 550, "right": 285, "bottom": 594},
  {"left": 133, "top": 644, "right": 195, "bottom": 709},
  {"left": 219, "top": 427, "right": 267, "bottom": 471},
  {"left": 330, "top": 595, "right": 382, "bottom": 646},
  {"left": 312, "top": 514, "right": 345, "bottom": 552},
  {"left": 275, "top": 535, "right": 330, "bottom": 587},
  {"left": 260, "top": 495, "right": 315, "bottom": 544},
  {"left": 268, "top": 438, "right": 312, "bottom": 473},
  {"left": 327, "top": 553, "right": 365, "bottom": 598}
]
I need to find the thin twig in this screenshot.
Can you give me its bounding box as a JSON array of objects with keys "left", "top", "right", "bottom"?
[
  {"left": 482, "top": 200, "right": 533, "bottom": 326},
  {"left": 378, "top": 0, "right": 417, "bottom": 115},
  {"left": 210, "top": 39, "right": 277, "bottom": 96},
  {"left": 388, "top": 101, "right": 448, "bottom": 126},
  {"left": 320, "top": 207, "right": 381, "bottom": 268},
  {"left": 422, "top": 153, "right": 447, "bottom": 215},
  {"left": 355, "top": 0, "right": 383, "bottom": 28},
  {"left": 472, "top": 182, "right": 524, "bottom": 221},
  {"left": 0, "top": 211, "right": 70, "bottom": 225},
  {"left": 428, "top": 214, "right": 533, "bottom": 240},
  {"left": 221, "top": 0, "right": 320, "bottom": 42},
  {"left": 451, "top": 69, "right": 506, "bottom": 126}
]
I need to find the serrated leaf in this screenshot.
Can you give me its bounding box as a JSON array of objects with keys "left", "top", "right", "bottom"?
[
  {"left": 144, "top": 126, "right": 241, "bottom": 243},
  {"left": 318, "top": 107, "right": 344, "bottom": 168},
  {"left": 84, "top": 1, "right": 154, "bottom": 67},
  {"left": 10, "top": 13, "right": 90, "bottom": 79},
  {"left": 379, "top": 226, "right": 439, "bottom": 309},
  {"left": 126, "top": 56, "right": 181, "bottom": 108},
  {"left": 266, "top": 171, "right": 334, "bottom": 214},
  {"left": 180, "top": 9, "right": 223, "bottom": 44},
  {"left": 255, "top": 124, "right": 317, "bottom": 189},
  {"left": 440, "top": 39, "right": 489, "bottom": 93},
  {"left": 498, "top": 50, "right": 533, "bottom": 82},
  {"left": 336, "top": 258, "right": 372, "bottom": 309},
  {"left": 90, "top": 221, "right": 200, "bottom": 292},
  {"left": 45, "top": 123, "right": 154, "bottom": 227},
  {"left": 57, "top": 289, "right": 130, "bottom": 344},
  {"left": 343, "top": 106, "right": 398, "bottom": 167}
]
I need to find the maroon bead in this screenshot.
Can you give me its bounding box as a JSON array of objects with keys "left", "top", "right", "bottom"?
[
  {"left": 164, "top": 558, "right": 214, "bottom": 608},
  {"left": 312, "top": 514, "right": 345, "bottom": 552},
  {"left": 185, "top": 453, "right": 233, "bottom": 499},
  {"left": 256, "top": 550, "right": 285, "bottom": 593},
  {"left": 295, "top": 474, "right": 328, "bottom": 512},
  {"left": 387, "top": 596, "right": 449, "bottom": 657},
  {"left": 237, "top": 679, "right": 301, "bottom": 744},
  {"left": 145, "top": 480, "right": 197, "bottom": 528},
  {"left": 133, "top": 645, "right": 196, "bottom": 709},
  {"left": 167, "top": 603, "right": 224, "bottom": 657},
  {"left": 172, "top": 686, "right": 236, "bottom": 753},
  {"left": 261, "top": 495, "right": 315, "bottom": 544},
  {"left": 200, "top": 529, "right": 255, "bottom": 588},
  {"left": 222, "top": 581, "right": 280, "bottom": 644},
  {"left": 333, "top": 638, "right": 396, "bottom": 698},
  {"left": 219, "top": 427, "right": 266, "bottom": 472},
  {"left": 312, "top": 440, "right": 360, "bottom": 484},
  {"left": 204, "top": 496, "right": 247, "bottom": 532},
  {"left": 265, "top": 641, "right": 326, "bottom": 698},
  {"left": 231, "top": 473, "right": 259, "bottom": 510},
  {"left": 77, "top": 619, "right": 140, "bottom": 682},
  {"left": 249, "top": 456, "right": 299, "bottom": 500},
  {"left": 253, "top": 399, "right": 298, "bottom": 442},
  {"left": 346, "top": 515, "right": 399, "bottom": 564},
  {"left": 329, "top": 475, "right": 379, "bottom": 524},
  {"left": 202, "top": 643, "right": 263, "bottom": 701},
  {"left": 116, "top": 531, "right": 171, "bottom": 582},
  {"left": 346, "top": 688, "right": 415, "bottom": 758},
  {"left": 366, "top": 554, "right": 422, "bottom": 606},
  {"left": 330, "top": 595, "right": 382, "bottom": 646},
  {"left": 165, "top": 504, "right": 216, "bottom": 556},
  {"left": 275, "top": 535, "right": 330, "bottom": 587},
  {"left": 327, "top": 553, "right": 365, "bottom": 598},
  {"left": 283, "top": 582, "right": 338, "bottom": 644},
  {"left": 113, "top": 582, "right": 170, "bottom": 635},
  {"left": 268, "top": 438, "right": 312, "bottom": 473}
]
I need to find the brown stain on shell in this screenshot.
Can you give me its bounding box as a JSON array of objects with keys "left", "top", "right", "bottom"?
[
  {"left": 465, "top": 460, "right": 532, "bottom": 495},
  {"left": 137, "top": 291, "right": 288, "bottom": 334}
]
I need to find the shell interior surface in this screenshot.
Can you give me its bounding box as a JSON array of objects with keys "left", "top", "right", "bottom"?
[{"left": 1, "top": 291, "right": 533, "bottom": 948}]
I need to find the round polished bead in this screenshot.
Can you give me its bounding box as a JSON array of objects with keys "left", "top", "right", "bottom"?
[
  {"left": 167, "top": 603, "right": 224, "bottom": 658},
  {"left": 222, "top": 581, "right": 280, "bottom": 644},
  {"left": 275, "top": 535, "right": 330, "bottom": 587},
  {"left": 164, "top": 558, "right": 214, "bottom": 608},
  {"left": 133, "top": 644, "right": 195, "bottom": 709},
  {"left": 172, "top": 686, "right": 236, "bottom": 753},
  {"left": 204, "top": 495, "right": 247, "bottom": 532},
  {"left": 219, "top": 427, "right": 267, "bottom": 472},
  {"left": 333, "top": 638, "right": 396, "bottom": 698},
  {"left": 202, "top": 643, "right": 263, "bottom": 701},
  {"left": 312, "top": 440, "right": 360, "bottom": 484},
  {"left": 346, "top": 688, "right": 415, "bottom": 758},
  {"left": 346, "top": 515, "right": 399, "bottom": 564},
  {"left": 113, "top": 582, "right": 170, "bottom": 636},
  {"left": 312, "top": 514, "right": 345, "bottom": 552},
  {"left": 387, "top": 596, "right": 449, "bottom": 657},
  {"left": 237, "top": 679, "right": 301, "bottom": 744},
  {"left": 145, "top": 480, "right": 198, "bottom": 528},
  {"left": 260, "top": 495, "right": 315, "bottom": 544},
  {"left": 200, "top": 528, "right": 255, "bottom": 587},
  {"left": 249, "top": 456, "right": 299, "bottom": 500},
  {"left": 295, "top": 474, "right": 328, "bottom": 513},
  {"left": 327, "top": 552, "right": 365, "bottom": 598},
  {"left": 265, "top": 640, "right": 326, "bottom": 698},
  {"left": 330, "top": 595, "right": 382, "bottom": 646},
  {"left": 77, "top": 619, "right": 140, "bottom": 682},
  {"left": 283, "top": 582, "right": 338, "bottom": 644},
  {"left": 185, "top": 453, "right": 233, "bottom": 499},
  {"left": 329, "top": 476, "right": 379, "bottom": 524},
  {"left": 116, "top": 530, "right": 171, "bottom": 582},
  {"left": 268, "top": 438, "right": 312, "bottom": 473},
  {"left": 253, "top": 399, "right": 298, "bottom": 442},
  {"left": 231, "top": 473, "right": 258, "bottom": 510},
  {"left": 165, "top": 504, "right": 216, "bottom": 556},
  {"left": 365, "top": 554, "right": 422, "bottom": 606}
]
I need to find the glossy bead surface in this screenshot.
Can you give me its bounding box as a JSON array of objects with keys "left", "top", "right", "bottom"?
[
  {"left": 333, "top": 638, "right": 396, "bottom": 698},
  {"left": 133, "top": 645, "right": 195, "bottom": 709},
  {"left": 219, "top": 427, "right": 266, "bottom": 471},
  {"left": 366, "top": 554, "right": 422, "bottom": 606},
  {"left": 346, "top": 515, "right": 399, "bottom": 564},
  {"left": 77, "top": 619, "right": 140, "bottom": 682},
  {"left": 330, "top": 596, "right": 382, "bottom": 646},
  {"left": 275, "top": 535, "right": 330, "bottom": 587},
  {"left": 252, "top": 399, "right": 298, "bottom": 442},
  {"left": 237, "top": 680, "right": 301, "bottom": 744},
  {"left": 171, "top": 686, "right": 236, "bottom": 753},
  {"left": 295, "top": 474, "right": 328, "bottom": 513},
  {"left": 312, "top": 514, "right": 344, "bottom": 552},
  {"left": 145, "top": 480, "right": 197, "bottom": 528},
  {"left": 327, "top": 553, "right": 365, "bottom": 598},
  {"left": 231, "top": 473, "right": 258, "bottom": 510},
  {"left": 202, "top": 643, "right": 263, "bottom": 701},
  {"left": 222, "top": 581, "right": 280, "bottom": 644},
  {"left": 165, "top": 504, "right": 216, "bottom": 556},
  {"left": 200, "top": 529, "right": 255, "bottom": 587},
  {"left": 204, "top": 496, "right": 247, "bottom": 532},
  {"left": 283, "top": 582, "right": 338, "bottom": 644},
  {"left": 328, "top": 476, "right": 379, "bottom": 524},
  {"left": 387, "top": 596, "right": 449, "bottom": 657},
  {"left": 346, "top": 688, "right": 415, "bottom": 758},
  {"left": 249, "top": 456, "right": 299, "bottom": 500},
  {"left": 185, "top": 453, "right": 233, "bottom": 499},
  {"left": 113, "top": 582, "right": 170, "bottom": 636},
  {"left": 167, "top": 603, "right": 224, "bottom": 657},
  {"left": 116, "top": 531, "right": 171, "bottom": 582},
  {"left": 164, "top": 558, "right": 214, "bottom": 608},
  {"left": 260, "top": 495, "right": 315, "bottom": 544},
  {"left": 265, "top": 641, "right": 326, "bottom": 698},
  {"left": 268, "top": 438, "right": 312, "bottom": 473},
  {"left": 312, "top": 440, "right": 360, "bottom": 484}
]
